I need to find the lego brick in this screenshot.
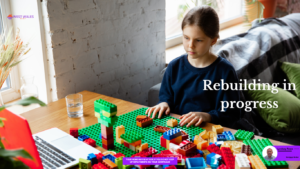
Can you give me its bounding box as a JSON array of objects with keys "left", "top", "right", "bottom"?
[
  {"left": 194, "top": 135, "right": 204, "bottom": 145},
  {"left": 129, "top": 140, "right": 141, "bottom": 147},
  {"left": 116, "top": 125, "right": 125, "bottom": 138},
  {"left": 241, "top": 145, "right": 251, "bottom": 156},
  {"left": 94, "top": 99, "right": 117, "bottom": 113},
  {"left": 88, "top": 153, "right": 98, "bottom": 165},
  {"left": 95, "top": 112, "right": 100, "bottom": 118},
  {"left": 120, "top": 131, "right": 144, "bottom": 143},
  {"left": 103, "top": 158, "right": 118, "bottom": 169},
  {"left": 70, "top": 128, "right": 78, "bottom": 138},
  {"left": 103, "top": 154, "right": 116, "bottom": 163},
  {"left": 199, "top": 130, "right": 209, "bottom": 140},
  {"left": 208, "top": 131, "right": 217, "bottom": 143},
  {"left": 79, "top": 158, "right": 91, "bottom": 169},
  {"left": 186, "top": 157, "right": 207, "bottom": 169},
  {"left": 166, "top": 140, "right": 170, "bottom": 150},
  {"left": 84, "top": 138, "right": 96, "bottom": 147},
  {"left": 244, "top": 139, "right": 288, "bottom": 168},
  {"left": 248, "top": 155, "right": 267, "bottom": 169},
  {"left": 212, "top": 125, "right": 224, "bottom": 134},
  {"left": 163, "top": 128, "right": 182, "bottom": 140},
  {"left": 178, "top": 142, "right": 197, "bottom": 156},
  {"left": 102, "top": 132, "right": 114, "bottom": 140},
  {"left": 102, "top": 143, "right": 114, "bottom": 150},
  {"left": 116, "top": 137, "right": 124, "bottom": 144},
  {"left": 154, "top": 125, "right": 171, "bottom": 133},
  {"left": 129, "top": 144, "right": 136, "bottom": 151},
  {"left": 136, "top": 116, "right": 153, "bottom": 128},
  {"left": 220, "top": 147, "right": 235, "bottom": 169},
  {"left": 101, "top": 125, "right": 114, "bottom": 136},
  {"left": 202, "top": 149, "right": 210, "bottom": 160},
  {"left": 207, "top": 144, "right": 221, "bottom": 155},
  {"left": 170, "top": 135, "right": 182, "bottom": 145},
  {"left": 102, "top": 138, "right": 114, "bottom": 146},
  {"left": 165, "top": 166, "right": 176, "bottom": 169},
  {"left": 169, "top": 143, "right": 180, "bottom": 154},
  {"left": 114, "top": 153, "right": 125, "bottom": 158},
  {"left": 103, "top": 151, "right": 117, "bottom": 156},
  {"left": 234, "top": 129, "right": 254, "bottom": 140},
  {"left": 101, "top": 114, "right": 119, "bottom": 124},
  {"left": 78, "top": 135, "right": 89, "bottom": 141},
  {"left": 98, "top": 118, "right": 114, "bottom": 127},
  {"left": 223, "top": 131, "right": 235, "bottom": 141},
  {"left": 78, "top": 107, "right": 205, "bottom": 157},
  {"left": 102, "top": 110, "right": 117, "bottom": 117},
  {"left": 181, "top": 130, "right": 189, "bottom": 140},
  {"left": 215, "top": 141, "right": 224, "bottom": 147},
  {"left": 93, "top": 163, "right": 109, "bottom": 169},
  {"left": 95, "top": 153, "right": 104, "bottom": 163},
  {"left": 167, "top": 119, "right": 178, "bottom": 127},
  {"left": 217, "top": 134, "right": 226, "bottom": 141},
  {"left": 235, "top": 153, "right": 250, "bottom": 169},
  {"left": 131, "top": 147, "right": 158, "bottom": 157},
  {"left": 196, "top": 141, "right": 208, "bottom": 150},
  {"left": 123, "top": 141, "right": 130, "bottom": 148},
  {"left": 206, "top": 153, "right": 221, "bottom": 166},
  {"left": 115, "top": 157, "right": 123, "bottom": 169},
  {"left": 140, "top": 143, "right": 148, "bottom": 152}
]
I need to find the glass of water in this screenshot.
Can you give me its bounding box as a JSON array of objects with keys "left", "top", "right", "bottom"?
[{"left": 65, "top": 93, "right": 83, "bottom": 118}]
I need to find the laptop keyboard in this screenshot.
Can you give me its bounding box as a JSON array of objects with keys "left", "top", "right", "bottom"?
[{"left": 34, "top": 136, "right": 76, "bottom": 169}]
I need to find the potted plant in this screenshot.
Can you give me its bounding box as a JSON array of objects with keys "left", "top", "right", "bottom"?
[{"left": 0, "top": 97, "right": 46, "bottom": 169}]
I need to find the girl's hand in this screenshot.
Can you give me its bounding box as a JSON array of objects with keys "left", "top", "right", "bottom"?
[
  {"left": 145, "top": 102, "right": 170, "bottom": 119},
  {"left": 179, "top": 112, "right": 211, "bottom": 127}
]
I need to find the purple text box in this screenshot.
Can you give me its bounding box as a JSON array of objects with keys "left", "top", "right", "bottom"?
[
  {"left": 273, "top": 146, "right": 300, "bottom": 161},
  {"left": 123, "top": 157, "right": 177, "bottom": 165}
]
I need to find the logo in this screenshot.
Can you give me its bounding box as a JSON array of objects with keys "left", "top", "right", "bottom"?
[{"left": 7, "top": 14, "right": 34, "bottom": 19}]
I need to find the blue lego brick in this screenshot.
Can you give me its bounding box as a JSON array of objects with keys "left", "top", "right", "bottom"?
[
  {"left": 210, "top": 158, "right": 219, "bottom": 169},
  {"left": 206, "top": 153, "right": 221, "bottom": 165},
  {"left": 163, "top": 128, "right": 182, "bottom": 140},
  {"left": 99, "top": 133, "right": 102, "bottom": 139},
  {"left": 222, "top": 131, "right": 235, "bottom": 141},
  {"left": 78, "top": 135, "right": 89, "bottom": 141},
  {"left": 217, "top": 134, "right": 226, "bottom": 141},
  {"left": 215, "top": 141, "right": 224, "bottom": 147},
  {"left": 192, "top": 136, "right": 195, "bottom": 142},
  {"left": 163, "top": 165, "right": 170, "bottom": 169},
  {"left": 209, "top": 142, "right": 214, "bottom": 145},
  {"left": 87, "top": 153, "right": 98, "bottom": 165},
  {"left": 197, "top": 150, "right": 203, "bottom": 156},
  {"left": 186, "top": 157, "right": 207, "bottom": 169},
  {"left": 102, "top": 154, "right": 116, "bottom": 163}
]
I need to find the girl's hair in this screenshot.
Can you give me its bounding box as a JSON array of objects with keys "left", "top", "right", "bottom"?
[{"left": 181, "top": 6, "right": 219, "bottom": 39}]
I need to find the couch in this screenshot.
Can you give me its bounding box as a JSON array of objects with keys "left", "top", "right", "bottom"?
[{"left": 148, "top": 14, "right": 300, "bottom": 145}]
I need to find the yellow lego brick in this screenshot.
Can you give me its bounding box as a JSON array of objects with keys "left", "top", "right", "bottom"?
[
  {"left": 202, "top": 150, "right": 210, "bottom": 160},
  {"left": 140, "top": 143, "right": 148, "bottom": 152},
  {"left": 197, "top": 141, "right": 208, "bottom": 150},
  {"left": 199, "top": 130, "right": 209, "bottom": 140},
  {"left": 95, "top": 112, "right": 100, "bottom": 118},
  {"left": 194, "top": 135, "right": 204, "bottom": 145},
  {"left": 212, "top": 125, "right": 224, "bottom": 134},
  {"left": 116, "top": 137, "right": 124, "bottom": 144},
  {"left": 102, "top": 110, "right": 117, "bottom": 117},
  {"left": 167, "top": 119, "right": 178, "bottom": 127},
  {"left": 223, "top": 141, "right": 244, "bottom": 155},
  {"left": 171, "top": 135, "right": 182, "bottom": 144},
  {"left": 136, "top": 145, "right": 140, "bottom": 152},
  {"left": 116, "top": 125, "right": 125, "bottom": 139},
  {"left": 248, "top": 155, "right": 267, "bottom": 169},
  {"left": 166, "top": 140, "right": 170, "bottom": 150},
  {"left": 103, "top": 151, "right": 116, "bottom": 156}
]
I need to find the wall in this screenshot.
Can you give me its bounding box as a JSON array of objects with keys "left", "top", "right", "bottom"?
[
  {"left": 41, "top": 0, "right": 166, "bottom": 105},
  {"left": 275, "top": 0, "right": 300, "bottom": 17}
]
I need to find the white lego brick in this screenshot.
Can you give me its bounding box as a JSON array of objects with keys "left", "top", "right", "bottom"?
[{"left": 235, "top": 153, "right": 250, "bottom": 169}]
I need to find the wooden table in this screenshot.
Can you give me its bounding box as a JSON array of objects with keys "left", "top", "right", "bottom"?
[{"left": 21, "top": 91, "right": 299, "bottom": 169}]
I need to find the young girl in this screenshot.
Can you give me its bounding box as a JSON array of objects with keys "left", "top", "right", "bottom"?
[{"left": 146, "top": 6, "right": 242, "bottom": 128}]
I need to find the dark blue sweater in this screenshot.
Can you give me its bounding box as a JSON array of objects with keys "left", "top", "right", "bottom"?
[{"left": 159, "top": 54, "right": 242, "bottom": 127}]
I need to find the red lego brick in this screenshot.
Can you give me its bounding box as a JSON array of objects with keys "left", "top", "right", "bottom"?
[
  {"left": 207, "top": 144, "right": 221, "bottom": 155},
  {"left": 102, "top": 132, "right": 114, "bottom": 140},
  {"left": 92, "top": 162, "right": 109, "bottom": 169},
  {"left": 84, "top": 138, "right": 96, "bottom": 147},
  {"left": 136, "top": 116, "right": 153, "bottom": 128},
  {"left": 181, "top": 130, "right": 188, "bottom": 140},
  {"left": 217, "top": 164, "right": 227, "bottom": 169},
  {"left": 102, "top": 137, "right": 114, "bottom": 145},
  {"left": 102, "top": 142, "right": 114, "bottom": 150},
  {"left": 160, "top": 150, "right": 173, "bottom": 154},
  {"left": 131, "top": 147, "right": 157, "bottom": 157},
  {"left": 95, "top": 153, "right": 104, "bottom": 163},
  {"left": 241, "top": 145, "right": 251, "bottom": 156},
  {"left": 179, "top": 140, "right": 190, "bottom": 146},
  {"left": 165, "top": 166, "right": 176, "bottom": 169},
  {"left": 70, "top": 128, "right": 78, "bottom": 138},
  {"left": 177, "top": 142, "right": 197, "bottom": 156},
  {"left": 114, "top": 152, "right": 125, "bottom": 158},
  {"left": 154, "top": 125, "right": 171, "bottom": 133},
  {"left": 123, "top": 141, "right": 130, "bottom": 148},
  {"left": 221, "top": 147, "right": 235, "bottom": 169},
  {"left": 138, "top": 165, "right": 152, "bottom": 169},
  {"left": 152, "top": 154, "right": 183, "bottom": 162},
  {"left": 160, "top": 135, "right": 167, "bottom": 149}
]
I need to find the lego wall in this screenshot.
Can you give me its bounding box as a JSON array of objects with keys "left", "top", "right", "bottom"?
[{"left": 41, "top": 0, "right": 166, "bottom": 105}]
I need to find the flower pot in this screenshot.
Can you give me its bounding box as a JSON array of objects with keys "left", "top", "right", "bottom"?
[{"left": 258, "top": 0, "right": 278, "bottom": 18}]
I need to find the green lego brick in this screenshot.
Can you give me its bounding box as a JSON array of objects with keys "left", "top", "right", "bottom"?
[
  {"left": 95, "top": 107, "right": 100, "bottom": 113},
  {"left": 79, "top": 158, "right": 91, "bottom": 169},
  {"left": 100, "top": 113, "right": 118, "bottom": 123},
  {"left": 102, "top": 110, "right": 117, "bottom": 117},
  {"left": 115, "top": 157, "right": 123, "bottom": 169},
  {"left": 123, "top": 165, "right": 134, "bottom": 169},
  {"left": 78, "top": 107, "right": 205, "bottom": 157},
  {"left": 234, "top": 129, "right": 254, "bottom": 140},
  {"left": 121, "top": 131, "right": 144, "bottom": 143},
  {"left": 98, "top": 118, "right": 115, "bottom": 127},
  {"left": 94, "top": 99, "right": 117, "bottom": 113},
  {"left": 244, "top": 139, "right": 289, "bottom": 168}
]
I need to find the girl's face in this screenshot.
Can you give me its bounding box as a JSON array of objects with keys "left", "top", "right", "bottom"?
[{"left": 182, "top": 25, "right": 217, "bottom": 59}]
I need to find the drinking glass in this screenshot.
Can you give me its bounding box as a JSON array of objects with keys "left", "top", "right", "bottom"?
[{"left": 65, "top": 93, "right": 83, "bottom": 118}]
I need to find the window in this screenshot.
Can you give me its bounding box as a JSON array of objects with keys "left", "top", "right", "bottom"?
[
  {"left": 0, "top": 0, "right": 21, "bottom": 103},
  {"left": 166, "top": 0, "right": 244, "bottom": 48}
]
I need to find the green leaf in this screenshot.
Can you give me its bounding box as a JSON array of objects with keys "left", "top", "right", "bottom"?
[
  {"left": 0, "top": 117, "right": 6, "bottom": 127},
  {"left": 0, "top": 149, "right": 33, "bottom": 160},
  {"left": 6, "top": 97, "right": 46, "bottom": 107},
  {"left": 12, "top": 160, "right": 30, "bottom": 169}
]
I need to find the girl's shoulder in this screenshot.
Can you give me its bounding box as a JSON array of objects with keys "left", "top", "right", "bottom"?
[
  {"left": 216, "top": 56, "right": 236, "bottom": 72},
  {"left": 168, "top": 54, "right": 187, "bottom": 67}
]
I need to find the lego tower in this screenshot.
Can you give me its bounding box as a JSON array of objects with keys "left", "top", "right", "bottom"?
[{"left": 94, "top": 99, "right": 118, "bottom": 150}]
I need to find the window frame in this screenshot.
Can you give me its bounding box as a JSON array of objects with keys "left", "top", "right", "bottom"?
[
  {"left": 0, "top": 0, "right": 21, "bottom": 103},
  {"left": 165, "top": 0, "right": 244, "bottom": 49}
]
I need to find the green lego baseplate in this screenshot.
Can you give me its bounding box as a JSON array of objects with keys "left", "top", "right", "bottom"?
[
  {"left": 234, "top": 129, "right": 254, "bottom": 140},
  {"left": 244, "top": 139, "right": 289, "bottom": 168},
  {"left": 78, "top": 107, "right": 205, "bottom": 157},
  {"left": 120, "top": 131, "right": 144, "bottom": 143},
  {"left": 94, "top": 99, "right": 117, "bottom": 113}
]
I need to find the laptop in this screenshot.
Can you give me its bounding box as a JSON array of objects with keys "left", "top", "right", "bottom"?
[{"left": 0, "top": 109, "right": 100, "bottom": 169}]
